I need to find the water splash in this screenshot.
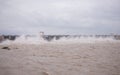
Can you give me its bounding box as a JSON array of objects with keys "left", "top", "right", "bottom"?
[{"left": 0, "top": 35, "right": 119, "bottom": 45}]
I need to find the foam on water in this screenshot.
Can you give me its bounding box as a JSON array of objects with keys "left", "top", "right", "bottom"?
[
  {"left": 52, "top": 36, "right": 116, "bottom": 43},
  {"left": 0, "top": 35, "right": 119, "bottom": 45}
]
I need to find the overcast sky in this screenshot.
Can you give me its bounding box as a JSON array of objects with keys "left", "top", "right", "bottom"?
[{"left": 0, "top": 0, "right": 120, "bottom": 35}]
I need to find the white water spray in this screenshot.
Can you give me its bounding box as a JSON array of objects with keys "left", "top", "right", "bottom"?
[{"left": 0, "top": 34, "right": 119, "bottom": 45}]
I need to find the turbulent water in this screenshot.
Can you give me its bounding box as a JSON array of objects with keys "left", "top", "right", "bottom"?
[
  {"left": 1, "top": 35, "right": 119, "bottom": 45},
  {"left": 0, "top": 40, "right": 120, "bottom": 75},
  {"left": 0, "top": 35, "right": 120, "bottom": 75}
]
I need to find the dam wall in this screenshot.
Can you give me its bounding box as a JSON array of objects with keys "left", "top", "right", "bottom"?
[{"left": 0, "top": 35, "right": 120, "bottom": 42}]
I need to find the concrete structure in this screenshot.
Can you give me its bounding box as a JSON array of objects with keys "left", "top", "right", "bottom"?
[{"left": 0, "top": 34, "right": 120, "bottom": 43}]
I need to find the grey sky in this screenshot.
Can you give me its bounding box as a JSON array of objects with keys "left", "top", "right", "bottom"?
[{"left": 0, "top": 0, "right": 120, "bottom": 35}]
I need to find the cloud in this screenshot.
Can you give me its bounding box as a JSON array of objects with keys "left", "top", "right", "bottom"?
[{"left": 0, "top": 0, "right": 120, "bottom": 34}]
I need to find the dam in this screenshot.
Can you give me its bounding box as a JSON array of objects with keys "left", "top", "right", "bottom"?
[{"left": 0, "top": 34, "right": 120, "bottom": 42}]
